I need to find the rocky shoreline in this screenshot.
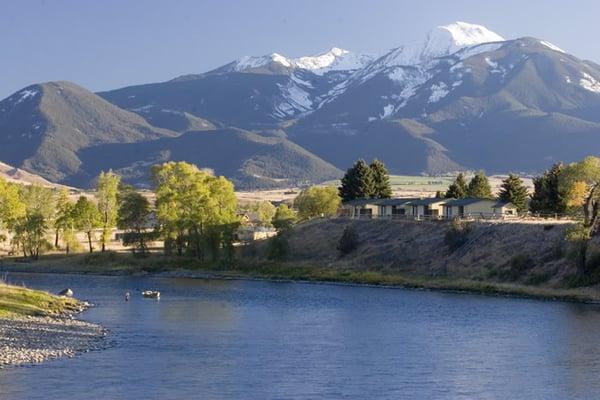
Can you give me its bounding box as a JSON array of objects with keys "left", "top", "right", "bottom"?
[{"left": 0, "top": 313, "right": 107, "bottom": 368}]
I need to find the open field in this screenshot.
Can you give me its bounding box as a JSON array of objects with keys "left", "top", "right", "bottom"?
[{"left": 247, "top": 174, "right": 536, "bottom": 202}]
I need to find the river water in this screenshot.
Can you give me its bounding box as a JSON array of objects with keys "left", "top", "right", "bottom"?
[{"left": 1, "top": 272, "right": 600, "bottom": 399}]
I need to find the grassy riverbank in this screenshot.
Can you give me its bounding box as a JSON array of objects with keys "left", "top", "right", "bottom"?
[
  {"left": 1, "top": 251, "right": 600, "bottom": 303},
  {"left": 0, "top": 281, "right": 81, "bottom": 318}
]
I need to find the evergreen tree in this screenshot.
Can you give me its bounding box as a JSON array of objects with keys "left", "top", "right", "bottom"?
[
  {"left": 498, "top": 174, "right": 529, "bottom": 213},
  {"left": 467, "top": 171, "right": 493, "bottom": 199},
  {"left": 445, "top": 173, "right": 468, "bottom": 199},
  {"left": 338, "top": 160, "right": 374, "bottom": 202},
  {"left": 530, "top": 163, "right": 567, "bottom": 215},
  {"left": 369, "top": 159, "right": 392, "bottom": 199}
]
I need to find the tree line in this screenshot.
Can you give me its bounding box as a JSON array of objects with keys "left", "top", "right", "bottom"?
[{"left": 0, "top": 161, "right": 344, "bottom": 261}]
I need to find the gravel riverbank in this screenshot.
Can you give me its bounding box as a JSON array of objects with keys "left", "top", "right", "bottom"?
[{"left": 0, "top": 315, "right": 106, "bottom": 368}]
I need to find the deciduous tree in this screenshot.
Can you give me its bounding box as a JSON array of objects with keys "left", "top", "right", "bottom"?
[
  {"left": 294, "top": 186, "right": 341, "bottom": 220},
  {"left": 96, "top": 170, "right": 121, "bottom": 252},
  {"left": 73, "top": 196, "right": 101, "bottom": 253},
  {"left": 118, "top": 188, "right": 152, "bottom": 255},
  {"left": 272, "top": 204, "right": 297, "bottom": 232}
]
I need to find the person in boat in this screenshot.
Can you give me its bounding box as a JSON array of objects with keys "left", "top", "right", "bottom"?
[{"left": 125, "top": 292, "right": 130, "bottom": 301}]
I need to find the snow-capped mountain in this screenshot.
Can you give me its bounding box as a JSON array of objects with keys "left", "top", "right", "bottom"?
[
  {"left": 230, "top": 47, "right": 375, "bottom": 75},
  {"left": 4, "top": 21, "right": 600, "bottom": 189}
]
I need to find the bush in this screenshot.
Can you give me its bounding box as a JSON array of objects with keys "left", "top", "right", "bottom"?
[
  {"left": 337, "top": 225, "right": 360, "bottom": 256},
  {"left": 499, "top": 253, "right": 534, "bottom": 281},
  {"left": 586, "top": 251, "right": 600, "bottom": 271},
  {"left": 444, "top": 219, "right": 472, "bottom": 252},
  {"left": 267, "top": 234, "right": 289, "bottom": 261},
  {"left": 525, "top": 272, "right": 551, "bottom": 285}
]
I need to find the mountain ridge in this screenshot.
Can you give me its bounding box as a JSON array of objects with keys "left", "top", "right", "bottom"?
[{"left": 2, "top": 22, "right": 600, "bottom": 188}]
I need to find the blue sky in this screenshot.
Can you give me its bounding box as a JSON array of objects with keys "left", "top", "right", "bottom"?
[{"left": 2, "top": 0, "right": 599, "bottom": 98}]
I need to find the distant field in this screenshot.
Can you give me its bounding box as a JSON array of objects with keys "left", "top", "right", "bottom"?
[
  {"left": 244, "top": 174, "right": 535, "bottom": 202},
  {"left": 322, "top": 175, "right": 456, "bottom": 195},
  {"left": 388, "top": 175, "right": 455, "bottom": 191}
]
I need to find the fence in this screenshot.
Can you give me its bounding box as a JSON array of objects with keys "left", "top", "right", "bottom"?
[{"left": 337, "top": 212, "right": 577, "bottom": 223}]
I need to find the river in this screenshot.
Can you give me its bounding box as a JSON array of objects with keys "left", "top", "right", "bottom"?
[{"left": 1, "top": 272, "right": 600, "bottom": 399}]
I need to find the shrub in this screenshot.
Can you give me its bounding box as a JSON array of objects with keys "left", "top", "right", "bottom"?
[
  {"left": 444, "top": 219, "right": 472, "bottom": 252},
  {"left": 586, "top": 251, "right": 600, "bottom": 272},
  {"left": 496, "top": 253, "right": 534, "bottom": 281},
  {"left": 267, "top": 234, "right": 289, "bottom": 261},
  {"left": 337, "top": 225, "right": 360, "bottom": 256},
  {"left": 499, "top": 253, "right": 534, "bottom": 281},
  {"left": 525, "top": 272, "right": 551, "bottom": 285}
]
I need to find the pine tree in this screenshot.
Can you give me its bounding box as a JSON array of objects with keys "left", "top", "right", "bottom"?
[
  {"left": 498, "top": 174, "right": 529, "bottom": 213},
  {"left": 530, "top": 163, "right": 567, "bottom": 215},
  {"left": 445, "top": 173, "right": 468, "bottom": 199},
  {"left": 369, "top": 159, "right": 392, "bottom": 199},
  {"left": 467, "top": 171, "right": 493, "bottom": 199},
  {"left": 339, "top": 160, "right": 375, "bottom": 202}
]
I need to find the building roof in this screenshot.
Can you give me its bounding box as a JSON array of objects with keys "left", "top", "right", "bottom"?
[
  {"left": 443, "top": 197, "right": 516, "bottom": 208},
  {"left": 374, "top": 198, "right": 415, "bottom": 206},
  {"left": 493, "top": 201, "right": 516, "bottom": 208},
  {"left": 342, "top": 198, "right": 414, "bottom": 207},
  {"left": 443, "top": 197, "right": 492, "bottom": 206},
  {"left": 407, "top": 197, "right": 447, "bottom": 206}
]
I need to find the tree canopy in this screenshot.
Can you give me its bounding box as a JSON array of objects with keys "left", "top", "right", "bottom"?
[
  {"left": 529, "top": 163, "right": 567, "bottom": 215},
  {"left": 272, "top": 204, "right": 297, "bottom": 232},
  {"left": 73, "top": 196, "right": 101, "bottom": 253},
  {"left": 445, "top": 173, "right": 468, "bottom": 199},
  {"left": 295, "top": 186, "right": 341, "bottom": 220},
  {"left": 96, "top": 170, "right": 121, "bottom": 252},
  {"left": 338, "top": 160, "right": 375, "bottom": 202},
  {"left": 369, "top": 159, "right": 393, "bottom": 199},
  {"left": 467, "top": 171, "right": 493, "bottom": 199},
  {"left": 118, "top": 187, "right": 152, "bottom": 255},
  {"left": 0, "top": 177, "right": 25, "bottom": 230},
  {"left": 498, "top": 174, "right": 529, "bottom": 213},
  {"left": 152, "top": 161, "right": 238, "bottom": 259},
  {"left": 560, "top": 156, "right": 600, "bottom": 235}
]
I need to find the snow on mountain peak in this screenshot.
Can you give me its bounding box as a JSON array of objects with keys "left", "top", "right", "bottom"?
[
  {"left": 420, "top": 21, "right": 505, "bottom": 60},
  {"left": 235, "top": 47, "right": 373, "bottom": 74},
  {"left": 373, "top": 21, "right": 505, "bottom": 70}
]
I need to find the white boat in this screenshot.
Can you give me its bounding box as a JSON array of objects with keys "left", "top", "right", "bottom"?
[{"left": 142, "top": 290, "right": 160, "bottom": 299}]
